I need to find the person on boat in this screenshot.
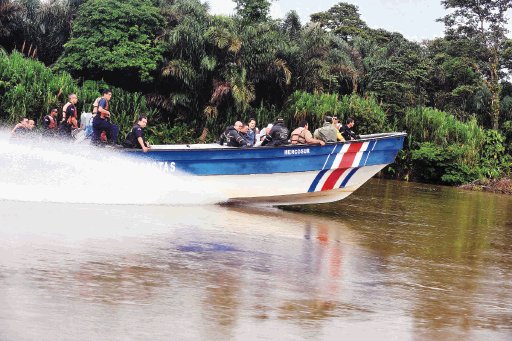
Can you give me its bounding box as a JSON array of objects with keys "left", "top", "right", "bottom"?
[
  {"left": 42, "top": 108, "right": 59, "bottom": 137},
  {"left": 245, "top": 118, "right": 258, "bottom": 146},
  {"left": 80, "top": 111, "right": 93, "bottom": 138},
  {"left": 219, "top": 121, "right": 249, "bottom": 147},
  {"left": 123, "top": 116, "right": 150, "bottom": 152},
  {"left": 340, "top": 117, "right": 358, "bottom": 140},
  {"left": 11, "top": 118, "right": 29, "bottom": 136},
  {"left": 92, "top": 94, "right": 102, "bottom": 115},
  {"left": 59, "top": 93, "right": 79, "bottom": 139},
  {"left": 91, "top": 89, "right": 119, "bottom": 146},
  {"left": 331, "top": 116, "right": 345, "bottom": 142},
  {"left": 85, "top": 91, "right": 102, "bottom": 138},
  {"left": 290, "top": 120, "right": 325, "bottom": 146},
  {"left": 240, "top": 122, "right": 250, "bottom": 144},
  {"left": 313, "top": 116, "right": 338, "bottom": 143},
  {"left": 12, "top": 118, "right": 36, "bottom": 139},
  {"left": 261, "top": 118, "right": 289, "bottom": 146},
  {"left": 255, "top": 123, "right": 272, "bottom": 146}
]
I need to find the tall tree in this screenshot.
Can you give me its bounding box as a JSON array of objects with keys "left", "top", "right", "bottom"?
[
  {"left": 439, "top": 0, "right": 512, "bottom": 130},
  {"left": 310, "top": 2, "right": 367, "bottom": 41},
  {"left": 56, "top": 0, "right": 164, "bottom": 86},
  {"left": 235, "top": 0, "right": 272, "bottom": 23}
]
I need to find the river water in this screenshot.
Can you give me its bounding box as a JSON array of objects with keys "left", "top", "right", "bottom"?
[{"left": 0, "top": 134, "right": 511, "bottom": 340}]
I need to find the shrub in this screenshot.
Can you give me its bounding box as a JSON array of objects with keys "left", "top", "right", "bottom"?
[{"left": 284, "top": 90, "right": 387, "bottom": 133}]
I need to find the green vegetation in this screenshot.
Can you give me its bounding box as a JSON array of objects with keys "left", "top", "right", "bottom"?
[
  {"left": 1, "top": 0, "right": 511, "bottom": 186},
  {"left": 56, "top": 0, "right": 164, "bottom": 84}
]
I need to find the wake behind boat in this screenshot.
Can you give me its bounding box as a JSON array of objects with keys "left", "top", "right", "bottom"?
[{"left": 124, "top": 132, "right": 406, "bottom": 206}]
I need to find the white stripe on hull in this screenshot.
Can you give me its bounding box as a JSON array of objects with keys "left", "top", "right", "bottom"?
[{"left": 203, "top": 164, "right": 387, "bottom": 206}]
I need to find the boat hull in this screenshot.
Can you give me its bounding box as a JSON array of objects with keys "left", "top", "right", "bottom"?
[{"left": 125, "top": 132, "right": 406, "bottom": 206}]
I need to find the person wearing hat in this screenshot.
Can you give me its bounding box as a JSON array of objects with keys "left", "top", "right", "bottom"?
[
  {"left": 42, "top": 108, "right": 59, "bottom": 137},
  {"left": 313, "top": 115, "right": 339, "bottom": 143},
  {"left": 261, "top": 117, "right": 289, "bottom": 146}
]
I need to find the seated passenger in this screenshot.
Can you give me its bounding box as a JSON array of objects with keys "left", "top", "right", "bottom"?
[
  {"left": 80, "top": 111, "right": 93, "bottom": 138},
  {"left": 59, "top": 94, "right": 80, "bottom": 140},
  {"left": 123, "top": 116, "right": 150, "bottom": 152},
  {"left": 331, "top": 116, "right": 345, "bottom": 142},
  {"left": 313, "top": 116, "right": 338, "bottom": 143},
  {"left": 42, "top": 108, "right": 59, "bottom": 137},
  {"left": 261, "top": 118, "right": 289, "bottom": 147},
  {"left": 255, "top": 123, "right": 272, "bottom": 146},
  {"left": 290, "top": 120, "right": 325, "bottom": 146},
  {"left": 340, "top": 117, "right": 358, "bottom": 140},
  {"left": 219, "top": 121, "right": 249, "bottom": 147},
  {"left": 245, "top": 118, "right": 258, "bottom": 146},
  {"left": 11, "top": 118, "right": 29, "bottom": 137}
]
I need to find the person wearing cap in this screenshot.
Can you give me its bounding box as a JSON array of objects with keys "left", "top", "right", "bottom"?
[
  {"left": 313, "top": 115, "right": 339, "bottom": 143},
  {"left": 42, "top": 108, "right": 59, "bottom": 137},
  {"left": 261, "top": 117, "right": 289, "bottom": 146}
]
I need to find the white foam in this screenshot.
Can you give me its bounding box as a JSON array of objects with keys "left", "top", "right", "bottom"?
[{"left": 0, "top": 129, "right": 227, "bottom": 205}]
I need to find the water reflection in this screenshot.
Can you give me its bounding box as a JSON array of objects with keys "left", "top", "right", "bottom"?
[
  {"left": 0, "top": 179, "right": 511, "bottom": 340},
  {"left": 289, "top": 179, "right": 512, "bottom": 340}
]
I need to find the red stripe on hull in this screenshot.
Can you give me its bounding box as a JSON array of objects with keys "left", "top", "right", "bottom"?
[{"left": 321, "top": 142, "right": 364, "bottom": 191}]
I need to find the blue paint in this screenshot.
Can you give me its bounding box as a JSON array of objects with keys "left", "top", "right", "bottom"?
[{"left": 125, "top": 134, "right": 406, "bottom": 176}]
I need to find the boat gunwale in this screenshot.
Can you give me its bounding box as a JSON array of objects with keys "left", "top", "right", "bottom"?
[{"left": 127, "top": 132, "right": 407, "bottom": 153}]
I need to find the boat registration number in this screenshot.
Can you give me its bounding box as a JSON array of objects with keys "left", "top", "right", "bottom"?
[{"left": 284, "top": 148, "right": 310, "bottom": 155}]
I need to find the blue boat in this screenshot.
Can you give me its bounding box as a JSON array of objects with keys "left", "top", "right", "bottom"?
[{"left": 125, "top": 132, "right": 406, "bottom": 205}]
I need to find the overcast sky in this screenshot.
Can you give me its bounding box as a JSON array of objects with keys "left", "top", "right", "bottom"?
[{"left": 207, "top": 0, "right": 512, "bottom": 41}]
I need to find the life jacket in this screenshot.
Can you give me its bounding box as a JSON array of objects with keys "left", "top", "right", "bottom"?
[
  {"left": 92, "top": 97, "right": 101, "bottom": 114},
  {"left": 98, "top": 98, "right": 109, "bottom": 118},
  {"left": 63, "top": 102, "right": 78, "bottom": 127},
  {"left": 290, "top": 127, "right": 307, "bottom": 144},
  {"left": 45, "top": 115, "right": 57, "bottom": 129}
]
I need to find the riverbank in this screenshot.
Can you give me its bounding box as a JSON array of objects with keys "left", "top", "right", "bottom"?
[{"left": 460, "top": 177, "right": 512, "bottom": 195}]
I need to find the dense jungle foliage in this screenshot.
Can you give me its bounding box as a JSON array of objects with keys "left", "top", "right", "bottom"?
[{"left": 0, "top": 0, "right": 511, "bottom": 185}]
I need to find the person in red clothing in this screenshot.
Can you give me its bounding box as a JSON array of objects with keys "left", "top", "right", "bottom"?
[
  {"left": 42, "top": 108, "right": 59, "bottom": 137},
  {"left": 59, "top": 93, "right": 79, "bottom": 139}
]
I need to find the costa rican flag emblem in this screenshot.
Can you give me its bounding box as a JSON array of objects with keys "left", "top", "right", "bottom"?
[{"left": 308, "top": 141, "right": 376, "bottom": 192}]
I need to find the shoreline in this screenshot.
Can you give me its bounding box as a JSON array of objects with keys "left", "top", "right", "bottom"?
[{"left": 459, "top": 177, "right": 512, "bottom": 195}]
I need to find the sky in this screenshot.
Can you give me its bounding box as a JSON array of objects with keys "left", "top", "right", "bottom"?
[{"left": 207, "top": 0, "right": 512, "bottom": 41}]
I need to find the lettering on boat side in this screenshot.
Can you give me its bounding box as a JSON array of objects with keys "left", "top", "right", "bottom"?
[
  {"left": 284, "top": 148, "right": 310, "bottom": 155},
  {"left": 153, "top": 161, "right": 176, "bottom": 173}
]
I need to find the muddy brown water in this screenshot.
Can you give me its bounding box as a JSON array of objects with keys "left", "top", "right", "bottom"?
[{"left": 0, "top": 179, "right": 511, "bottom": 340}]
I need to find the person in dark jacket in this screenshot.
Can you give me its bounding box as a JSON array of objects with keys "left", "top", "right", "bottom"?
[
  {"left": 42, "top": 108, "right": 59, "bottom": 137},
  {"left": 340, "top": 117, "right": 358, "bottom": 140},
  {"left": 219, "top": 121, "right": 249, "bottom": 148},
  {"left": 91, "top": 89, "right": 119, "bottom": 145},
  {"left": 261, "top": 118, "right": 289, "bottom": 146},
  {"left": 123, "top": 116, "right": 150, "bottom": 152}
]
